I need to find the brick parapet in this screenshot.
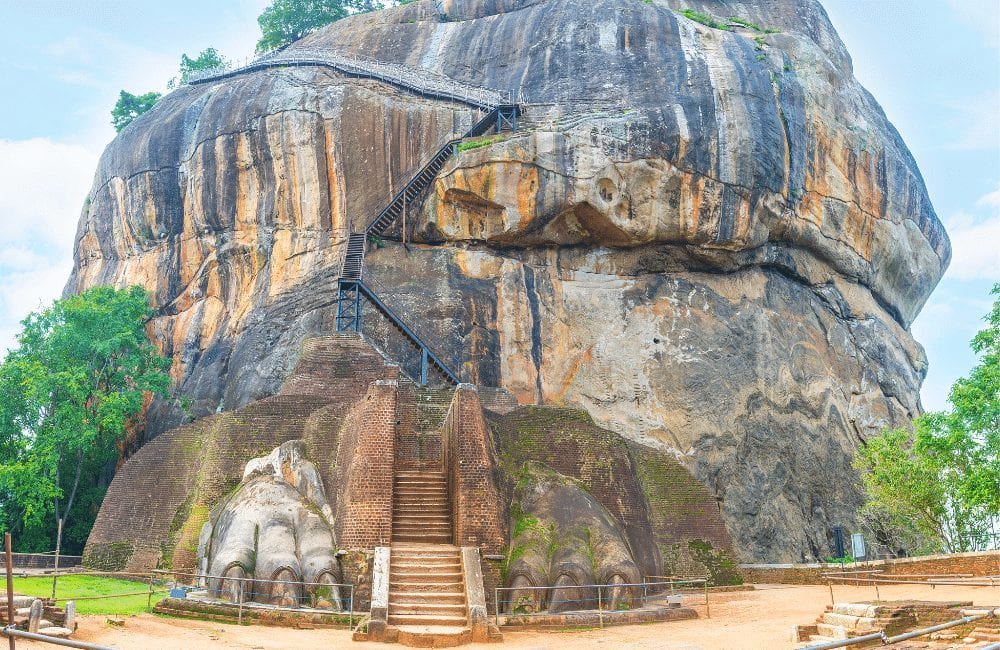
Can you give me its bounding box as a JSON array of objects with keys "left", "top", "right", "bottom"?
[
  {"left": 741, "top": 550, "right": 1000, "bottom": 584},
  {"left": 444, "top": 386, "right": 507, "bottom": 557},
  {"left": 335, "top": 381, "right": 398, "bottom": 549}
]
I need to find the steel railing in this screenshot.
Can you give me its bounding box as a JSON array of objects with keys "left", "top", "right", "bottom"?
[
  {"left": 184, "top": 49, "right": 515, "bottom": 111},
  {"left": 153, "top": 568, "right": 355, "bottom": 627},
  {"left": 494, "top": 577, "right": 710, "bottom": 628}
]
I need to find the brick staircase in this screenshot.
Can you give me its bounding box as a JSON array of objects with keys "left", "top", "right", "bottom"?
[
  {"left": 392, "top": 470, "right": 451, "bottom": 544},
  {"left": 383, "top": 389, "right": 480, "bottom": 646}
]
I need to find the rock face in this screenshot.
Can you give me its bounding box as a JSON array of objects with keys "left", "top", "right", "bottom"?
[{"left": 69, "top": 0, "right": 948, "bottom": 562}]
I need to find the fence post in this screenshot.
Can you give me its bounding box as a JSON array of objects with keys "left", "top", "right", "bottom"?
[
  {"left": 494, "top": 588, "right": 499, "bottom": 629},
  {"left": 348, "top": 584, "right": 354, "bottom": 630},
  {"left": 597, "top": 585, "right": 603, "bottom": 629},
  {"left": 237, "top": 578, "right": 245, "bottom": 625},
  {"left": 704, "top": 579, "right": 710, "bottom": 619},
  {"left": 147, "top": 573, "right": 154, "bottom": 611},
  {"left": 828, "top": 578, "right": 834, "bottom": 606},
  {"left": 5, "top": 533, "right": 15, "bottom": 650}
]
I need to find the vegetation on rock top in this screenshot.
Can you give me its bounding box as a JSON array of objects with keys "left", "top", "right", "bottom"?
[
  {"left": 855, "top": 283, "right": 1000, "bottom": 555},
  {"left": 0, "top": 286, "right": 173, "bottom": 556}
]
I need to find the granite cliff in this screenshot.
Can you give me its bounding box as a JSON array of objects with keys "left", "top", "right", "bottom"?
[{"left": 69, "top": 0, "right": 949, "bottom": 562}]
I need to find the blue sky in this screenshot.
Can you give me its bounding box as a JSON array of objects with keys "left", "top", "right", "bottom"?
[{"left": 0, "top": 0, "right": 997, "bottom": 412}]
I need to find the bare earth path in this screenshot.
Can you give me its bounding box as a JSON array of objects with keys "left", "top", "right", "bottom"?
[{"left": 16, "top": 584, "right": 1000, "bottom": 649}]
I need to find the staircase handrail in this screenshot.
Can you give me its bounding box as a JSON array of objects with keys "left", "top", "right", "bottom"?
[
  {"left": 361, "top": 106, "right": 509, "bottom": 235},
  {"left": 354, "top": 281, "right": 460, "bottom": 384},
  {"left": 185, "top": 48, "right": 512, "bottom": 110}
]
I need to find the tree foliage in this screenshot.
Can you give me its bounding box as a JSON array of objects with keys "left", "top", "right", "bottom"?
[
  {"left": 170, "top": 47, "right": 228, "bottom": 87},
  {"left": 255, "top": 0, "right": 397, "bottom": 54},
  {"left": 0, "top": 286, "right": 172, "bottom": 555},
  {"left": 110, "top": 91, "right": 162, "bottom": 132},
  {"left": 855, "top": 283, "right": 1000, "bottom": 555}
]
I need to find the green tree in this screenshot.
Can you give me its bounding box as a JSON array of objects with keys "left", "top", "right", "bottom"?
[
  {"left": 255, "top": 0, "right": 394, "bottom": 54},
  {"left": 170, "top": 47, "right": 228, "bottom": 87},
  {"left": 855, "top": 283, "right": 1000, "bottom": 555},
  {"left": 110, "top": 91, "right": 161, "bottom": 132},
  {"left": 0, "top": 286, "right": 172, "bottom": 566}
]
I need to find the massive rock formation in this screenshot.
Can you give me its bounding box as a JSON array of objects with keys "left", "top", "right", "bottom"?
[{"left": 69, "top": 0, "right": 948, "bottom": 562}]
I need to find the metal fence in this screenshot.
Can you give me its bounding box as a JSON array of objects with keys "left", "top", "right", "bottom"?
[
  {"left": 822, "top": 570, "right": 1000, "bottom": 606},
  {"left": 493, "top": 577, "right": 708, "bottom": 629},
  {"left": 153, "top": 569, "right": 356, "bottom": 627},
  {"left": 184, "top": 48, "right": 515, "bottom": 110},
  {"left": 11, "top": 553, "right": 83, "bottom": 570}
]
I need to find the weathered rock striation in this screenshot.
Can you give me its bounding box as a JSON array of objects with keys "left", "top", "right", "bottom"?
[{"left": 70, "top": 0, "right": 948, "bottom": 562}]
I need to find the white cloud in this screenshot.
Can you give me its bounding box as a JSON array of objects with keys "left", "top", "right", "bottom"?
[
  {"left": 940, "top": 186, "right": 1000, "bottom": 282},
  {"left": 0, "top": 138, "right": 99, "bottom": 357},
  {"left": 946, "top": 91, "right": 1000, "bottom": 151},
  {"left": 945, "top": 0, "right": 1000, "bottom": 49},
  {"left": 943, "top": 212, "right": 1000, "bottom": 281},
  {"left": 0, "top": 138, "right": 97, "bottom": 249},
  {"left": 977, "top": 187, "right": 1000, "bottom": 208}
]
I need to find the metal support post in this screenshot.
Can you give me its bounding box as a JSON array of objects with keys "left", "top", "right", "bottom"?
[
  {"left": 5, "top": 533, "right": 14, "bottom": 650},
  {"left": 237, "top": 578, "right": 245, "bottom": 626},
  {"left": 597, "top": 586, "right": 603, "bottom": 629},
  {"left": 147, "top": 573, "right": 154, "bottom": 611},
  {"left": 420, "top": 349, "right": 429, "bottom": 385}
]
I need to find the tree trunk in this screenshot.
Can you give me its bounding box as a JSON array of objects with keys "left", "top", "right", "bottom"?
[{"left": 51, "top": 450, "right": 83, "bottom": 600}]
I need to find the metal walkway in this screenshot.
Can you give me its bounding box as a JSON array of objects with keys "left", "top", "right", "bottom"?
[
  {"left": 186, "top": 48, "right": 516, "bottom": 112},
  {"left": 187, "top": 47, "right": 522, "bottom": 386}
]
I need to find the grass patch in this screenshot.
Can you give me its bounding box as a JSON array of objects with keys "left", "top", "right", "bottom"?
[
  {"left": 13, "top": 575, "right": 165, "bottom": 615},
  {"left": 681, "top": 9, "right": 729, "bottom": 30},
  {"left": 456, "top": 135, "right": 504, "bottom": 152}
]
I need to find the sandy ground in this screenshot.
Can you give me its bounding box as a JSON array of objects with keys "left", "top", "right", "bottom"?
[{"left": 14, "top": 583, "right": 1000, "bottom": 649}]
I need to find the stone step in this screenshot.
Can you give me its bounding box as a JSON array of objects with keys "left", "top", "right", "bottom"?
[
  {"left": 394, "top": 524, "right": 452, "bottom": 533},
  {"left": 394, "top": 494, "right": 451, "bottom": 510},
  {"left": 821, "top": 612, "right": 878, "bottom": 630},
  {"left": 390, "top": 570, "right": 463, "bottom": 581},
  {"left": 832, "top": 603, "right": 881, "bottom": 618},
  {"left": 389, "top": 602, "right": 468, "bottom": 616},
  {"left": 393, "top": 533, "right": 453, "bottom": 542},
  {"left": 395, "top": 471, "right": 446, "bottom": 478},
  {"left": 392, "top": 566, "right": 462, "bottom": 578},
  {"left": 971, "top": 627, "right": 1000, "bottom": 641},
  {"left": 395, "top": 476, "right": 446, "bottom": 483},
  {"left": 394, "top": 508, "right": 451, "bottom": 517},
  {"left": 394, "top": 485, "right": 448, "bottom": 492},
  {"left": 390, "top": 581, "right": 464, "bottom": 593},
  {"left": 393, "top": 624, "right": 472, "bottom": 648},
  {"left": 816, "top": 623, "right": 849, "bottom": 639},
  {"left": 393, "top": 557, "right": 462, "bottom": 567},
  {"left": 392, "top": 548, "right": 461, "bottom": 557},
  {"left": 389, "top": 591, "right": 466, "bottom": 605},
  {"left": 394, "top": 519, "right": 451, "bottom": 528},
  {"left": 388, "top": 614, "right": 468, "bottom": 627}
]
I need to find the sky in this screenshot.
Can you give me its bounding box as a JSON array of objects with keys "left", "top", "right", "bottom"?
[{"left": 0, "top": 0, "right": 997, "bottom": 412}]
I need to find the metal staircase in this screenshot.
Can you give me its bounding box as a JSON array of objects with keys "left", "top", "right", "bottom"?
[
  {"left": 336, "top": 101, "right": 521, "bottom": 386},
  {"left": 186, "top": 45, "right": 522, "bottom": 387}
]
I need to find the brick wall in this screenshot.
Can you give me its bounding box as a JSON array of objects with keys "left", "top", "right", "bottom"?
[
  {"left": 444, "top": 386, "right": 507, "bottom": 558},
  {"left": 84, "top": 333, "right": 393, "bottom": 573},
  {"left": 335, "top": 380, "right": 398, "bottom": 548},
  {"left": 741, "top": 550, "right": 1000, "bottom": 584}
]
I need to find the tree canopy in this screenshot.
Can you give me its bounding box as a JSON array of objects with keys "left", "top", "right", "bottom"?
[
  {"left": 110, "top": 91, "right": 161, "bottom": 132},
  {"left": 255, "top": 0, "right": 398, "bottom": 54},
  {"left": 0, "top": 286, "right": 172, "bottom": 555},
  {"left": 171, "top": 47, "right": 228, "bottom": 87},
  {"left": 855, "top": 283, "right": 1000, "bottom": 555}
]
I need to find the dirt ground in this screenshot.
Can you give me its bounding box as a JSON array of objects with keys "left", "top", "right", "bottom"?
[{"left": 15, "top": 583, "right": 1000, "bottom": 649}]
